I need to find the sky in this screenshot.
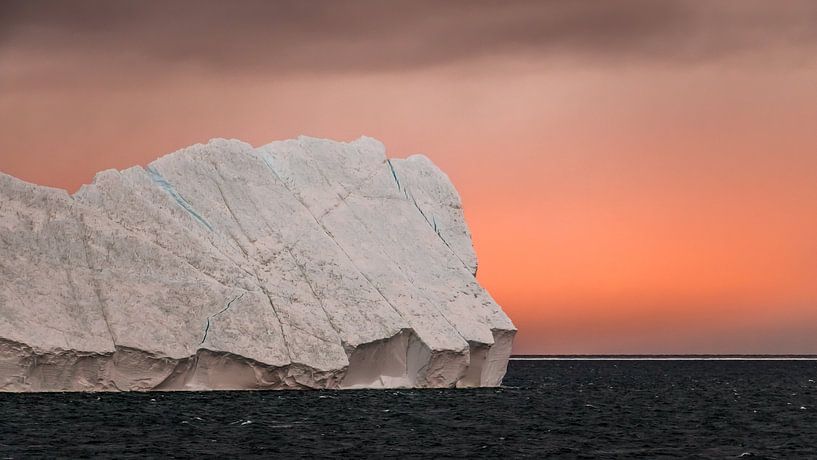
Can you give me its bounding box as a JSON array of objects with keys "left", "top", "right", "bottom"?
[{"left": 2, "top": 1, "right": 816, "bottom": 354}]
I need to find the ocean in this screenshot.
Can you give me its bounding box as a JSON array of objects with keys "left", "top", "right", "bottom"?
[{"left": 2, "top": 359, "right": 816, "bottom": 458}]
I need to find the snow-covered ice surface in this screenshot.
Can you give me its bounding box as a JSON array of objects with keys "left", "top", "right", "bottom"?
[{"left": 0, "top": 136, "right": 515, "bottom": 391}]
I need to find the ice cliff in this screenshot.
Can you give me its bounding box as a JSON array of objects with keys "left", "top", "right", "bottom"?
[{"left": 0, "top": 136, "right": 515, "bottom": 391}]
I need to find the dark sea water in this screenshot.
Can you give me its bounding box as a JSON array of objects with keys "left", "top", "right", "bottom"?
[{"left": 2, "top": 360, "right": 817, "bottom": 459}]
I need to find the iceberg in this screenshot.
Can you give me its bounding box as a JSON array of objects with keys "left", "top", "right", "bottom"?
[{"left": 0, "top": 136, "right": 515, "bottom": 391}]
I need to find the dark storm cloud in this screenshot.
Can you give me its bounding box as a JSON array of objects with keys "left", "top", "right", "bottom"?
[{"left": 2, "top": 0, "right": 817, "bottom": 82}]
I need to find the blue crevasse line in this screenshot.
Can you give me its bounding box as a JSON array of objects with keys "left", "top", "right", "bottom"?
[
  {"left": 411, "top": 195, "right": 433, "bottom": 227},
  {"left": 386, "top": 159, "right": 401, "bottom": 190},
  {"left": 261, "top": 154, "right": 274, "bottom": 171},
  {"left": 200, "top": 318, "right": 212, "bottom": 345},
  {"left": 385, "top": 159, "right": 448, "bottom": 240},
  {"left": 384, "top": 159, "right": 464, "bottom": 266},
  {"left": 146, "top": 165, "right": 213, "bottom": 231},
  {"left": 260, "top": 154, "right": 283, "bottom": 181},
  {"left": 200, "top": 292, "right": 245, "bottom": 344}
]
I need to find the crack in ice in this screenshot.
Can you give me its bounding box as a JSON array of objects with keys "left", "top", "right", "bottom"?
[
  {"left": 386, "top": 159, "right": 401, "bottom": 191},
  {"left": 260, "top": 148, "right": 412, "bottom": 348},
  {"left": 200, "top": 292, "right": 245, "bottom": 344},
  {"left": 147, "top": 165, "right": 213, "bottom": 231},
  {"left": 386, "top": 162, "right": 470, "bottom": 270}
]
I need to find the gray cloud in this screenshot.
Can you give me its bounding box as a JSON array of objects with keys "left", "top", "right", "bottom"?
[{"left": 2, "top": 0, "right": 817, "bottom": 84}]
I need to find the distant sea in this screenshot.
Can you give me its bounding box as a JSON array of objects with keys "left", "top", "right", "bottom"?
[{"left": 2, "top": 358, "right": 816, "bottom": 458}]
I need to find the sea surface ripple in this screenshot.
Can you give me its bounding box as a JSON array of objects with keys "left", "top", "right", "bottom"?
[{"left": 2, "top": 360, "right": 816, "bottom": 458}]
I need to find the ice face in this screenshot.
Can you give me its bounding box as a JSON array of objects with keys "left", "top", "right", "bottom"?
[{"left": 0, "top": 136, "right": 515, "bottom": 391}]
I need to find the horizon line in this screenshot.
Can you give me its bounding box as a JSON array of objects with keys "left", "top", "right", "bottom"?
[{"left": 510, "top": 354, "right": 817, "bottom": 361}]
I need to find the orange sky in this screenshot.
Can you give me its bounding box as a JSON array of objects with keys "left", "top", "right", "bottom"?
[{"left": 2, "top": 1, "right": 816, "bottom": 354}]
